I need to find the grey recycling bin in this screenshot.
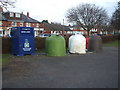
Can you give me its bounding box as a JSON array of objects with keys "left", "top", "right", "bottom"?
[{"left": 88, "top": 34, "right": 102, "bottom": 52}]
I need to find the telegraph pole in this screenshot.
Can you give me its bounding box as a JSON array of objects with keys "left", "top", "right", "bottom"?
[{"left": 62, "top": 19, "right": 64, "bottom": 36}]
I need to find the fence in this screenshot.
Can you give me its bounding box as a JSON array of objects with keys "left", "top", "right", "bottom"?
[{"left": 2, "top": 35, "right": 120, "bottom": 54}]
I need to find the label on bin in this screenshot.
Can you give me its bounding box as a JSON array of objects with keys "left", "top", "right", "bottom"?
[
  {"left": 21, "top": 28, "right": 31, "bottom": 30},
  {"left": 23, "top": 39, "right": 31, "bottom": 51},
  {"left": 21, "top": 31, "right": 31, "bottom": 34},
  {"left": 24, "top": 42, "right": 29, "bottom": 48},
  {"left": 23, "top": 48, "right": 31, "bottom": 51},
  {"left": 21, "top": 28, "right": 31, "bottom": 34}
]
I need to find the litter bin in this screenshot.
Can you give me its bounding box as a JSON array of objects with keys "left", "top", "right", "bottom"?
[
  {"left": 46, "top": 35, "right": 66, "bottom": 56},
  {"left": 88, "top": 34, "right": 102, "bottom": 52},
  {"left": 69, "top": 34, "right": 86, "bottom": 54},
  {"left": 11, "top": 27, "right": 34, "bottom": 56}
]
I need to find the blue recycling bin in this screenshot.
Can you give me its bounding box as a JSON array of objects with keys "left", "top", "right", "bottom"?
[{"left": 11, "top": 27, "right": 34, "bottom": 56}]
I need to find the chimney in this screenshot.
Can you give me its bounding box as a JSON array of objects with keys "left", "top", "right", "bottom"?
[
  {"left": 0, "top": 7, "right": 3, "bottom": 12},
  {"left": 27, "top": 12, "right": 29, "bottom": 17}
]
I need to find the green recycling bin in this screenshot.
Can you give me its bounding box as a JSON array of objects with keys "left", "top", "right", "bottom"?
[{"left": 46, "top": 35, "right": 66, "bottom": 56}]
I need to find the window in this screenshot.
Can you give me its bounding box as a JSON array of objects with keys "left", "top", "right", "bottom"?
[
  {"left": 0, "top": 21, "right": 2, "bottom": 26},
  {"left": 26, "top": 23, "right": 31, "bottom": 27},
  {"left": 16, "top": 13, "right": 20, "bottom": 18},
  {"left": 0, "top": 31, "right": 2, "bottom": 34},
  {"left": 10, "top": 12, "right": 14, "bottom": 17},
  {"left": 12, "top": 22, "right": 17, "bottom": 26},
  {"left": 0, "top": 31, "right": 3, "bottom": 37},
  {"left": 20, "top": 22, "right": 23, "bottom": 26},
  {"left": 40, "top": 28, "right": 44, "bottom": 31},
  {"left": 36, "top": 23, "right": 39, "bottom": 27}
]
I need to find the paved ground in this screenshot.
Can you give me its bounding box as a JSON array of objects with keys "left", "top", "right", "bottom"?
[{"left": 2, "top": 47, "right": 118, "bottom": 88}]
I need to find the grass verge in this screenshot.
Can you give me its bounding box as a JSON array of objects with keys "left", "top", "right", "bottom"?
[
  {"left": 103, "top": 40, "right": 120, "bottom": 47},
  {"left": 2, "top": 54, "right": 12, "bottom": 67}
]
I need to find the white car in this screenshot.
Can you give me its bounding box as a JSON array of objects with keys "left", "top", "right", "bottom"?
[{"left": 39, "top": 34, "right": 50, "bottom": 37}]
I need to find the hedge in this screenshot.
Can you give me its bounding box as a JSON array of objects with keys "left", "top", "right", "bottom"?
[
  {"left": 2, "top": 37, "right": 46, "bottom": 53},
  {"left": 2, "top": 37, "right": 11, "bottom": 54},
  {"left": 2, "top": 35, "right": 119, "bottom": 54},
  {"left": 101, "top": 35, "right": 120, "bottom": 43}
]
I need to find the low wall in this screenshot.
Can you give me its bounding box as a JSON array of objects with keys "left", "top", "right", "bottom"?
[{"left": 2, "top": 35, "right": 119, "bottom": 54}]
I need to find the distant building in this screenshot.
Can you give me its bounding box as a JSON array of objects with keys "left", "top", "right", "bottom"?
[
  {"left": 68, "top": 25, "right": 87, "bottom": 35},
  {"left": 40, "top": 22, "right": 72, "bottom": 35},
  {"left": 0, "top": 7, "right": 44, "bottom": 37},
  {"left": 0, "top": 7, "right": 90, "bottom": 37},
  {"left": 68, "top": 25, "right": 109, "bottom": 36}
]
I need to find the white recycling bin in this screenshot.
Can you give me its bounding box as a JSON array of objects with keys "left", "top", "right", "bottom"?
[{"left": 68, "top": 34, "right": 86, "bottom": 54}]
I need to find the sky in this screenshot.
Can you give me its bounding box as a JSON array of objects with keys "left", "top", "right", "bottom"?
[{"left": 7, "top": 0, "right": 119, "bottom": 25}]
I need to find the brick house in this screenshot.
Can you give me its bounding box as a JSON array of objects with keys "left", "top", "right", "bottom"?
[
  {"left": 0, "top": 7, "right": 44, "bottom": 37},
  {"left": 68, "top": 25, "right": 88, "bottom": 35},
  {"left": 40, "top": 22, "right": 72, "bottom": 35},
  {"left": 0, "top": 7, "right": 83, "bottom": 37}
]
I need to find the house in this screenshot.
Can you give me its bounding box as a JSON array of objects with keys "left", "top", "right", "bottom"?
[
  {"left": 40, "top": 22, "right": 72, "bottom": 35},
  {"left": 68, "top": 25, "right": 87, "bottom": 35},
  {"left": 0, "top": 7, "right": 43, "bottom": 37},
  {"left": 68, "top": 25, "right": 108, "bottom": 36}
]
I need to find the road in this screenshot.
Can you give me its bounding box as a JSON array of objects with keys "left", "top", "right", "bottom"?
[{"left": 2, "top": 47, "right": 118, "bottom": 88}]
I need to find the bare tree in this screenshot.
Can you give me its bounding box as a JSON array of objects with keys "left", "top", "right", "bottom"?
[
  {"left": 66, "top": 3, "right": 109, "bottom": 36},
  {"left": 0, "top": 0, "right": 16, "bottom": 10}
]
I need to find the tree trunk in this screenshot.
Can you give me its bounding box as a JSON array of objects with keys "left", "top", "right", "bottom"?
[{"left": 87, "top": 30, "right": 90, "bottom": 37}]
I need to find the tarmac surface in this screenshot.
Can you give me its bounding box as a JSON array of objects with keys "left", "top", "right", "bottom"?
[{"left": 2, "top": 47, "right": 118, "bottom": 88}]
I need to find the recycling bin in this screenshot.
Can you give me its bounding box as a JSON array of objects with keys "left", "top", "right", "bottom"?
[
  {"left": 46, "top": 35, "right": 66, "bottom": 56},
  {"left": 88, "top": 34, "right": 102, "bottom": 52},
  {"left": 11, "top": 27, "right": 34, "bottom": 56},
  {"left": 69, "top": 34, "right": 86, "bottom": 54}
]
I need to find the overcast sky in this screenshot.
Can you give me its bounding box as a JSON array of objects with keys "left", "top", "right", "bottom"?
[{"left": 8, "top": 0, "right": 119, "bottom": 25}]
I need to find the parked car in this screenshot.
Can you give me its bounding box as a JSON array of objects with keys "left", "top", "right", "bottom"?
[
  {"left": 38, "top": 34, "right": 50, "bottom": 37},
  {"left": 97, "top": 34, "right": 102, "bottom": 36}
]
